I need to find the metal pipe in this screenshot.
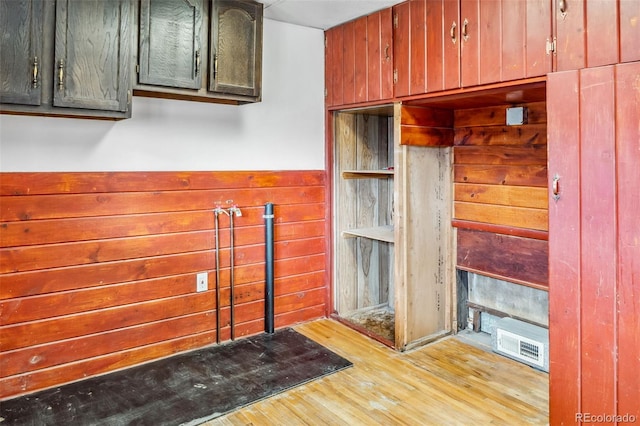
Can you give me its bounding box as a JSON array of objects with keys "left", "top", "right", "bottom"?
[
  {"left": 264, "top": 203, "right": 275, "bottom": 334},
  {"left": 213, "top": 208, "right": 222, "bottom": 344}
]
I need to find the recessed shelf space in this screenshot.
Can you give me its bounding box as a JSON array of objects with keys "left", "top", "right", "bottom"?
[
  {"left": 342, "top": 225, "right": 394, "bottom": 243},
  {"left": 342, "top": 169, "right": 394, "bottom": 179}
]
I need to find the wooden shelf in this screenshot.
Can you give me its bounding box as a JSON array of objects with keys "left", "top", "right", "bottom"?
[
  {"left": 342, "top": 225, "right": 394, "bottom": 243},
  {"left": 342, "top": 169, "right": 394, "bottom": 179}
]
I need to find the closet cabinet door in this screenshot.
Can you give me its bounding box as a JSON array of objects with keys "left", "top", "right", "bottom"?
[
  {"left": 53, "top": 0, "right": 132, "bottom": 112},
  {"left": 138, "top": 0, "right": 204, "bottom": 89},
  {"left": 460, "top": 0, "right": 551, "bottom": 87},
  {"left": 0, "top": 0, "right": 43, "bottom": 106},
  {"left": 555, "top": 0, "right": 637, "bottom": 71},
  {"left": 209, "top": 0, "right": 262, "bottom": 99}
]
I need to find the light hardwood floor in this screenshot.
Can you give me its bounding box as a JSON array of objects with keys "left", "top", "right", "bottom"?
[{"left": 205, "top": 319, "right": 549, "bottom": 425}]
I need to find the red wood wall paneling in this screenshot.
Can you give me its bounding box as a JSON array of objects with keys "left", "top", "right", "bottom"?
[
  {"left": 453, "top": 101, "right": 548, "bottom": 289},
  {"left": 0, "top": 171, "right": 328, "bottom": 400}
]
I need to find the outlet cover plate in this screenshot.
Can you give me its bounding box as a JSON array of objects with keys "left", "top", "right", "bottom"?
[{"left": 196, "top": 272, "right": 208, "bottom": 292}]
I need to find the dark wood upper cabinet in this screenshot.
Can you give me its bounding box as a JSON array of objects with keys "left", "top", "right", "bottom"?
[
  {"left": 0, "top": 0, "right": 43, "bottom": 106},
  {"left": 134, "top": 0, "right": 263, "bottom": 104},
  {"left": 53, "top": 0, "right": 132, "bottom": 112},
  {"left": 1, "top": 0, "right": 132, "bottom": 118},
  {"left": 209, "top": 0, "right": 262, "bottom": 99},
  {"left": 138, "top": 0, "right": 204, "bottom": 89}
]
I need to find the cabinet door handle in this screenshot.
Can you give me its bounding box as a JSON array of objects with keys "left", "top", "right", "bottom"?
[
  {"left": 213, "top": 54, "right": 218, "bottom": 80},
  {"left": 552, "top": 174, "right": 561, "bottom": 201},
  {"left": 462, "top": 19, "right": 469, "bottom": 42},
  {"left": 32, "top": 56, "right": 39, "bottom": 88},
  {"left": 384, "top": 44, "right": 390, "bottom": 61},
  {"left": 195, "top": 50, "right": 201, "bottom": 76},
  {"left": 559, "top": 0, "right": 567, "bottom": 19},
  {"left": 450, "top": 21, "right": 457, "bottom": 44},
  {"left": 57, "top": 59, "right": 65, "bottom": 92}
]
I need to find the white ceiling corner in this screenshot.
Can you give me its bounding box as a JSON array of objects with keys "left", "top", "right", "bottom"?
[{"left": 257, "top": 0, "right": 404, "bottom": 30}]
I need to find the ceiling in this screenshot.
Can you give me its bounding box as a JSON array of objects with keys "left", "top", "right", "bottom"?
[{"left": 258, "top": 0, "right": 404, "bottom": 30}]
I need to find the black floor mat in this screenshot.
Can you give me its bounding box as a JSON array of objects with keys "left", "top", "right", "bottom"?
[{"left": 0, "top": 328, "right": 352, "bottom": 425}]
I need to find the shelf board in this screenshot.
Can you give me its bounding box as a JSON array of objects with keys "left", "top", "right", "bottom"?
[
  {"left": 342, "top": 169, "right": 394, "bottom": 179},
  {"left": 342, "top": 225, "right": 394, "bottom": 243}
]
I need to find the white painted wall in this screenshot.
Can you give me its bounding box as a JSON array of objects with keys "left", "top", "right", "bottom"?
[{"left": 0, "top": 19, "right": 325, "bottom": 172}]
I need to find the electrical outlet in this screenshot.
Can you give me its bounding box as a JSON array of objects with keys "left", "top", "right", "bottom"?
[{"left": 196, "top": 272, "right": 208, "bottom": 292}]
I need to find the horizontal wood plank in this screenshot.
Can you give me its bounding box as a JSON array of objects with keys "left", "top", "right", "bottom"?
[
  {"left": 453, "top": 145, "right": 547, "bottom": 166},
  {"left": 400, "top": 125, "right": 454, "bottom": 147},
  {"left": 454, "top": 183, "right": 548, "bottom": 209},
  {"left": 455, "top": 201, "right": 548, "bottom": 231},
  {"left": 1, "top": 187, "right": 325, "bottom": 222},
  {"left": 0, "top": 171, "right": 325, "bottom": 196},
  {"left": 454, "top": 124, "right": 547, "bottom": 146},
  {"left": 1, "top": 207, "right": 325, "bottom": 248},
  {"left": 401, "top": 105, "right": 454, "bottom": 127},
  {"left": 454, "top": 164, "right": 548, "bottom": 186},
  {"left": 457, "top": 228, "right": 548, "bottom": 288}
]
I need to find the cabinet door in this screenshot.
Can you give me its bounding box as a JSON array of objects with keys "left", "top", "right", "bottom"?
[
  {"left": 620, "top": 0, "right": 640, "bottom": 63},
  {"left": 427, "top": 0, "right": 460, "bottom": 92},
  {"left": 548, "top": 62, "right": 640, "bottom": 425},
  {"left": 325, "top": 25, "right": 344, "bottom": 107},
  {"left": 555, "top": 0, "right": 629, "bottom": 71},
  {"left": 0, "top": 0, "right": 43, "bottom": 106},
  {"left": 53, "top": 0, "right": 132, "bottom": 112},
  {"left": 368, "top": 9, "right": 394, "bottom": 102},
  {"left": 209, "top": 0, "right": 262, "bottom": 99},
  {"left": 393, "top": 1, "right": 410, "bottom": 98},
  {"left": 138, "top": 0, "right": 203, "bottom": 89}
]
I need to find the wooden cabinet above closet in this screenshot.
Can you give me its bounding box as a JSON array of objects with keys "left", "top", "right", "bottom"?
[
  {"left": 325, "top": 8, "right": 394, "bottom": 108},
  {"left": 555, "top": 0, "right": 640, "bottom": 71},
  {"left": 134, "top": 0, "right": 263, "bottom": 105},
  {"left": 0, "top": 0, "right": 133, "bottom": 119},
  {"left": 393, "top": 0, "right": 553, "bottom": 97}
]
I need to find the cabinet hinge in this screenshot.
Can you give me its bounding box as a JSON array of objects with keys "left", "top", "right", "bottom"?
[
  {"left": 393, "top": 69, "right": 398, "bottom": 84},
  {"left": 324, "top": 88, "right": 328, "bottom": 98},
  {"left": 135, "top": 64, "right": 140, "bottom": 74},
  {"left": 325, "top": 36, "right": 327, "bottom": 49},
  {"left": 546, "top": 37, "right": 556, "bottom": 55},
  {"left": 393, "top": 13, "right": 398, "bottom": 29}
]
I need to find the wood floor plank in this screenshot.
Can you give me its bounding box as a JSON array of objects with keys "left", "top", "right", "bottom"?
[{"left": 203, "top": 319, "right": 548, "bottom": 425}]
